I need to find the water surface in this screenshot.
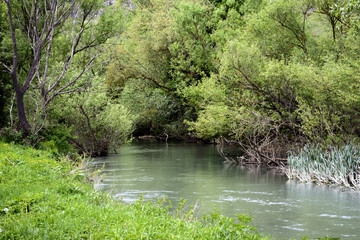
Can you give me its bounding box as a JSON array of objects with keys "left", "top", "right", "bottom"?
[{"left": 92, "top": 143, "right": 360, "bottom": 239}]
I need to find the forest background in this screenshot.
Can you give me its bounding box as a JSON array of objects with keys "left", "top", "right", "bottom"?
[{"left": 1, "top": 0, "right": 360, "bottom": 163}]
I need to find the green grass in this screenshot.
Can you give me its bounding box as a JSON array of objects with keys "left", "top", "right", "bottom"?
[
  {"left": 0, "top": 142, "right": 270, "bottom": 239},
  {"left": 287, "top": 144, "right": 360, "bottom": 190}
]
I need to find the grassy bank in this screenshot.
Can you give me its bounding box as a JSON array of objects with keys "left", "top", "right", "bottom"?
[
  {"left": 0, "top": 142, "right": 269, "bottom": 239},
  {"left": 287, "top": 144, "right": 360, "bottom": 190}
]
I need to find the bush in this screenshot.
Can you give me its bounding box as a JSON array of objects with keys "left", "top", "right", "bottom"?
[
  {"left": 0, "top": 127, "right": 24, "bottom": 144},
  {"left": 49, "top": 78, "right": 136, "bottom": 156},
  {"left": 39, "top": 124, "right": 77, "bottom": 157}
]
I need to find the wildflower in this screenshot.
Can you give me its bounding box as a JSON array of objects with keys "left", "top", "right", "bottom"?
[
  {"left": 0, "top": 228, "right": 2, "bottom": 232},
  {"left": 3, "top": 208, "right": 8, "bottom": 212}
]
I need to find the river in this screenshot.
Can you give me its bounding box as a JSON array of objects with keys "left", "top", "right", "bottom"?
[{"left": 92, "top": 142, "right": 360, "bottom": 239}]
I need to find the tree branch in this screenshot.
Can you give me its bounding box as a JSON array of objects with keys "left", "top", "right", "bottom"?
[
  {"left": 0, "top": 62, "right": 11, "bottom": 73},
  {"left": 5, "top": 0, "right": 20, "bottom": 91}
]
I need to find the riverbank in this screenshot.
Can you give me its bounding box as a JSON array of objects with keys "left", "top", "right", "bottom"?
[{"left": 0, "top": 142, "right": 270, "bottom": 239}]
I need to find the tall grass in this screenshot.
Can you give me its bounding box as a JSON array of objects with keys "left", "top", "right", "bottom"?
[
  {"left": 0, "top": 142, "right": 270, "bottom": 239},
  {"left": 287, "top": 144, "right": 360, "bottom": 190}
]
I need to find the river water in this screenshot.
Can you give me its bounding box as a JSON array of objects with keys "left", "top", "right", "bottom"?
[{"left": 92, "top": 142, "right": 360, "bottom": 239}]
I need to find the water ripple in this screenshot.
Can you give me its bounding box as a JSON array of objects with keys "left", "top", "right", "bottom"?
[
  {"left": 319, "top": 214, "right": 357, "bottom": 219},
  {"left": 223, "top": 190, "right": 274, "bottom": 196}
]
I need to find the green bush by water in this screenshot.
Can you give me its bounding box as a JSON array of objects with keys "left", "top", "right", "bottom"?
[
  {"left": 287, "top": 144, "right": 360, "bottom": 190},
  {"left": 0, "top": 142, "right": 270, "bottom": 239}
]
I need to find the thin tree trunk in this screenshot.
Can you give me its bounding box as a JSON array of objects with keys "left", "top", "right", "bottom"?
[{"left": 331, "top": 20, "right": 336, "bottom": 41}]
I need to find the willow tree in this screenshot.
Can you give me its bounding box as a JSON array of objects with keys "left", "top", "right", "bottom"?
[{"left": 1, "top": 0, "right": 121, "bottom": 134}]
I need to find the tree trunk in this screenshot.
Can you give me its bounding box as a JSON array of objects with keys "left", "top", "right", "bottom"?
[
  {"left": 331, "top": 20, "right": 336, "bottom": 41},
  {"left": 15, "top": 89, "right": 31, "bottom": 135},
  {"left": 6, "top": 0, "right": 31, "bottom": 135}
]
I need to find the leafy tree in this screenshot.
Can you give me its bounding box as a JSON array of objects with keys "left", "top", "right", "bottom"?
[
  {"left": 313, "top": 0, "right": 341, "bottom": 41},
  {"left": 1, "top": 0, "right": 122, "bottom": 135},
  {"left": 185, "top": 0, "right": 360, "bottom": 161},
  {"left": 335, "top": 0, "right": 360, "bottom": 31},
  {"left": 50, "top": 77, "right": 135, "bottom": 156},
  {"left": 209, "top": 0, "right": 263, "bottom": 18},
  {"left": 118, "top": 79, "right": 178, "bottom": 137},
  {"left": 106, "top": 0, "right": 218, "bottom": 137}
]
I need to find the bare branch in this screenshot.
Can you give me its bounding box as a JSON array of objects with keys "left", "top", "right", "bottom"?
[
  {"left": 41, "top": 17, "right": 56, "bottom": 97},
  {"left": 45, "top": 55, "right": 102, "bottom": 106},
  {"left": 0, "top": 62, "right": 11, "bottom": 73},
  {"left": 54, "top": 87, "right": 87, "bottom": 96},
  {"left": 45, "top": 24, "right": 122, "bottom": 106},
  {"left": 9, "top": 93, "right": 15, "bottom": 128}
]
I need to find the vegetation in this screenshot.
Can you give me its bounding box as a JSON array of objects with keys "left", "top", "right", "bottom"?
[
  {"left": 1, "top": 1, "right": 360, "bottom": 180},
  {"left": 0, "top": 0, "right": 128, "bottom": 156},
  {"left": 1, "top": 0, "right": 359, "bottom": 237},
  {"left": 105, "top": 0, "right": 360, "bottom": 163},
  {"left": 287, "top": 144, "right": 360, "bottom": 190},
  {"left": 0, "top": 142, "right": 270, "bottom": 239}
]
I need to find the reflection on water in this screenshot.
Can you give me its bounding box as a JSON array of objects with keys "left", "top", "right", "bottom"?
[{"left": 92, "top": 143, "right": 360, "bottom": 239}]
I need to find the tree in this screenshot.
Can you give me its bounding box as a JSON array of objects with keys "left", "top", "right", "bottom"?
[
  {"left": 1, "top": 0, "right": 121, "bottom": 135},
  {"left": 314, "top": 0, "right": 340, "bottom": 41},
  {"left": 336, "top": 0, "right": 360, "bottom": 31},
  {"left": 50, "top": 77, "right": 135, "bottom": 156},
  {"left": 106, "top": 0, "right": 217, "bottom": 137}
]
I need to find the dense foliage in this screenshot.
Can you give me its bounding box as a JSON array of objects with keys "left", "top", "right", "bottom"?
[
  {"left": 1, "top": 0, "right": 360, "bottom": 159},
  {"left": 106, "top": 0, "right": 360, "bottom": 161}
]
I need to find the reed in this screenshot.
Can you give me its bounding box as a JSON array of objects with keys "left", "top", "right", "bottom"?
[{"left": 287, "top": 144, "right": 360, "bottom": 190}]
